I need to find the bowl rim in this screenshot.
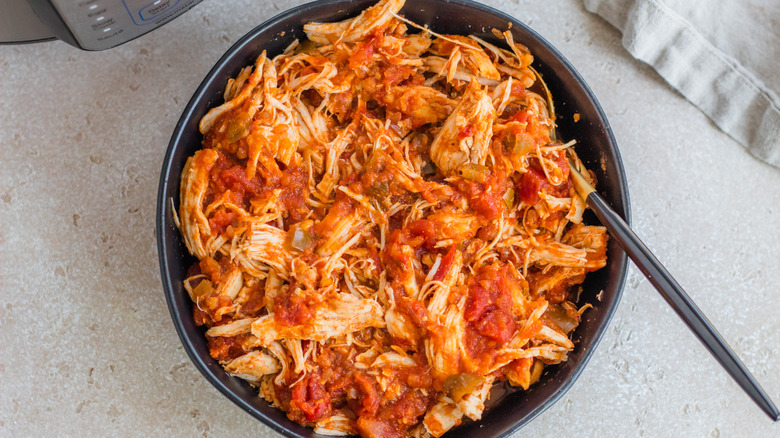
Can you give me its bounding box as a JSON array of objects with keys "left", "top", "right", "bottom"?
[{"left": 156, "top": 1, "right": 630, "bottom": 436}]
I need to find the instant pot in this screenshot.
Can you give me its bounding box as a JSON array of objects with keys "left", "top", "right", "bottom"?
[{"left": 0, "top": 0, "right": 203, "bottom": 50}]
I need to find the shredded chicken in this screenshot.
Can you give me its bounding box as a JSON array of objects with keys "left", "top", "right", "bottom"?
[
  {"left": 250, "top": 291, "right": 385, "bottom": 345},
  {"left": 429, "top": 79, "right": 496, "bottom": 176},
  {"left": 176, "top": 1, "right": 608, "bottom": 436}
]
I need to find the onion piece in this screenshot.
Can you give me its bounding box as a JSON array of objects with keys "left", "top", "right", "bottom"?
[
  {"left": 544, "top": 303, "right": 579, "bottom": 334},
  {"left": 285, "top": 226, "right": 315, "bottom": 252},
  {"left": 443, "top": 373, "right": 485, "bottom": 402},
  {"left": 456, "top": 163, "right": 490, "bottom": 183}
]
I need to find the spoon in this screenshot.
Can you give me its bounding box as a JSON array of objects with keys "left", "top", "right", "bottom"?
[{"left": 568, "top": 158, "right": 779, "bottom": 421}]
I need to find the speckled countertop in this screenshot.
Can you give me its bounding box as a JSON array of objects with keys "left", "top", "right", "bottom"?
[{"left": 1, "top": 0, "right": 778, "bottom": 437}]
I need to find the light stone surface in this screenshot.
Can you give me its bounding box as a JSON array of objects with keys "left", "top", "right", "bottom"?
[{"left": 1, "top": 0, "right": 778, "bottom": 437}]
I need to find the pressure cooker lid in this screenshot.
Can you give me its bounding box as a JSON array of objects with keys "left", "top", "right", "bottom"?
[{"left": 0, "top": 0, "right": 55, "bottom": 44}]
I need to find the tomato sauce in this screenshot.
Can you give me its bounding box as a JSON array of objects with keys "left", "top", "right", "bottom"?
[
  {"left": 291, "top": 372, "right": 332, "bottom": 423},
  {"left": 517, "top": 154, "right": 572, "bottom": 205},
  {"left": 458, "top": 124, "right": 474, "bottom": 139},
  {"left": 432, "top": 245, "right": 456, "bottom": 282},
  {"left": 209, "top": 209, "right": 238, "bottom": 234},
  {"left": 206, "top": 334, "right": 250, "bottom": 361},
  {"left": 508, "top": 109, "right": 529, "bottom": 124},
  {"left": 463, "top": 264, "right": 522, "bottom": 369},
  {"left": 517, "top": 167, "right": 547, "bottom": 205},
  {"left": 349, "top": 28, "right": 384, "bottom": 70},
  {"left": 274, "top": 283, "right": 320, "bottom": 327},
  {"left": 454, "top": 171, "right": 509, "bottom": 220}
]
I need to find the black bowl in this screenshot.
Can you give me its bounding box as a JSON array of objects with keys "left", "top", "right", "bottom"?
[{"left": 157, "top": 1, "right": 630, "bottom": 436}]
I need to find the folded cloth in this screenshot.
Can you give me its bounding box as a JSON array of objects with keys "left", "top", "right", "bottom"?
[{"left": 583, "top": 0, "right": 780, "bottom": 167}]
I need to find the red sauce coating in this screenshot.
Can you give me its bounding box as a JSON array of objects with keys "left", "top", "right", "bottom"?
[
  {"left": 508, "top": 109, "right": 529, "bottom": 124},
  {"left": 454, "top": 170, "right": 509, "bottom": 220},
  {"left": 463, "top": 265, "right": 522, "bottom": 368},
  {"left": 354, "top": 372, "right": 381, "bottom": 416},
  {"left": 458, "top": 124, "right": 475, "bottom": 139},
  {"left": 207, "top": 334, "right": 249, "bottom": 361},
  {"left": 517, "top": 167, "right": 547, "bottom": 205},
  {"left": 349, "top": 28, "right": 384, "bottom": 70},
  {"left": 209, "top": 209, "right": 239, "bottom": 234},
  {"left": 474, "top": 309, "right": 517, "bottom": 344},
  {"left": 274, "top": 283, "right": 319, "bottom": 326},
  {"left": 432, "top": 245, "right": 456, "bottom": 282},
  {"left": 291, "top": 372, "right": 332, "bottom": 423}
]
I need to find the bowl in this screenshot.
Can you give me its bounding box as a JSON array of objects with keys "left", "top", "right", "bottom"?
[{"left": 156, "top": 0, "right": 630, "bottom": 436}]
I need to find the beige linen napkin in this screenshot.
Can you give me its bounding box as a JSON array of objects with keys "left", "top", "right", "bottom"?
[{"left": 583, "top": 0, "right": 780, "bottom": 167}]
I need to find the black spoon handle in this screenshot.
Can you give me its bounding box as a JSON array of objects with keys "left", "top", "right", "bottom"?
[{"left": 586, "top": 192, "right": 779, "bottom": 421}]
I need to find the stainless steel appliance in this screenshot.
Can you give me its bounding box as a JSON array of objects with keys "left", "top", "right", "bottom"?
[{"left": 0, "top": 0, "right": 203, "bottom": 50}]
